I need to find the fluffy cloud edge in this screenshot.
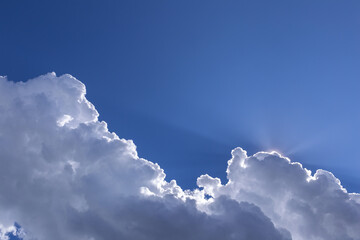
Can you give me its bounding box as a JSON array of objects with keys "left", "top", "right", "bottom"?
[{"left": 0, "top": 73, "right": 359, "bottom": 240}]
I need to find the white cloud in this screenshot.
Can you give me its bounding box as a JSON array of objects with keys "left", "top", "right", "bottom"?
[
  {"left": 0, "top": 73, "right": 358, "bottom": 240},
  {"left": 199, "top": 148, "right": 360, "bottom": 240}
]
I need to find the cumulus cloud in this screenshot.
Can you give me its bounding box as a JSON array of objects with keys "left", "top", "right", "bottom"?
[
  {"left": 0, "top": 73, "right": 359, "bottom": 240},
  {"left": 199, "top": 149, "right": 360, "bottom": 240}
]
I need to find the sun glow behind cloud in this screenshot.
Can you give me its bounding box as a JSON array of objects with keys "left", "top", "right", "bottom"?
[{"left": 0, "top": 73, "right": 359, "bottom": 240}]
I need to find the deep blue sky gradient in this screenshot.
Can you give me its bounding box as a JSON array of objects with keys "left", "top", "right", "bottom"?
[{"left": 1, "top": 0, "right": 360, "bottom": 196}]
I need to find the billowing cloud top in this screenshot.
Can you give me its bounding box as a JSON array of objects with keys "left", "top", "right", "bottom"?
[{"left": 0, "top": 73, "right": 359, "bottom": 240}]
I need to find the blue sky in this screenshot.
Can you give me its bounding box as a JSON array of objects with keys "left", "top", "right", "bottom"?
[{"left": 1, "top": 0, "right": 360, "bottom": 196}]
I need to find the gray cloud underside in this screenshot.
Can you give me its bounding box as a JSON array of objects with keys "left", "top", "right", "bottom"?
[{"left": 0, "top": 73, "right": 359, "bottom": 240}]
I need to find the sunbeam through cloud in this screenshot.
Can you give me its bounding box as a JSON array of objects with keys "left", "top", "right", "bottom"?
[{"left": 0, "top": 74, "right": 359, "bottom": 240}]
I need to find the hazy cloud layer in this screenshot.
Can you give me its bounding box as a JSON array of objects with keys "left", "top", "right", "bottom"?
[{"left": 0, "top": 73, "right": 358, "bottom": 240}]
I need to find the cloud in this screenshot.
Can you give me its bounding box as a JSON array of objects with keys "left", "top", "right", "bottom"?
[
  {"left": 0, "top": 73, "right": 358, "bottom": 240},
  {"left": 199, "top": 149, "right": 360, "bottom": 240}
]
